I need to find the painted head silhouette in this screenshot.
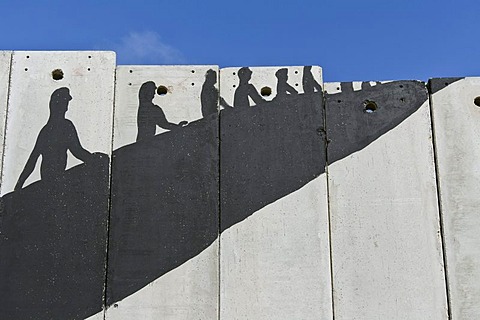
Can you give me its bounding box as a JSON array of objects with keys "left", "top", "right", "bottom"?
[
  {"left": 139, "top": 81, "right": 157, "bottom": 102},
  {"left": 205, "top": 69, "right": 217, "bottom": 85},
  {"left": 238, "top": 67, "right": 252, "bottom": 83},
  {"left": 49, "top": 87, "right": 72, "bottom": 116},
  {"left": 275, "top": 68, "right": 288, "bottom": 80}
]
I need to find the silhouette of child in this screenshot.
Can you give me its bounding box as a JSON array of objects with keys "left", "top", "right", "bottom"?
[
  {"left": 15, "top": 87, "right": 98, "bottom": 190},
  {"left": 136, "top": 81, "right": 187, "bottom": 141},
  {"left": 233, "top": 67, "right": 266, "bottom": 108},
  {"left": 302, "top": 66, "right": 322, "bottom": 94},
  {"left": 274, "top": 68, "right": 298, "bottom": 100},
  {"left": 201, "top": 69, "right": 231, "bottom": 117}
]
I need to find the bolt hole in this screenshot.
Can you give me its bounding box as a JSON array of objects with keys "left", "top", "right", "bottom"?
[
  {"left": 87, "top": 68, "right": 91, "bottom": 71},
  {"left": 191, "top": 82, "right": 195, "bottom": 86},
  {"left": 364, "top": 100, "right": 377, "bottom": 113},
  {"left": 261, "top": 86, "right": 272, "bottom": 97},
  {"left": 52, "top": 69, "right": 64, "bottom": 81},
  {"left": 399, "top": 85, "right": 403, "bottom": 88},
  {"left": 233, "top": 72, "right": 236, "bottom": 75},
  {"left": 129, "top": 70, "right": 133, "bottom": 73},
  {"left": 191, "top": 70, "right": 195, "bottom": 73},
  {"left": 26, "top": 55, "right": 30, "bottom": 59},
  {"left": 128, "top": 83, "right": 132, "bottom": 86},
  {"left": 88, "top": 55, "right": 92, "bottom": 59},
  {"left": 157, "top": 86, "right": 168, "bottom": 96},
  {"left": 24, "top": 68, "right": 28, "bottom": 71},
  {"left": 233, "top": 84, "right": 236, "bottom": 88},
  {"left": 474, "top": 97, "right": 480, "bottom": 107},
  {"left": 337, "top": 100, "right": 341, "bottom": 103},
  {"left": 295, "top": 70, "right": 298, "bottom": 74},
  {"left": 336, "top": 87, "right": 340, "bottom": 90},
  {"left": 295, "top": 83, "right": 299, "bottom": 86}
]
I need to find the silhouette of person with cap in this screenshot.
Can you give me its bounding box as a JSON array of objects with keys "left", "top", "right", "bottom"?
[
  {"left": 302, "top": 66, "right": 322, "bottom": 94},
  {"left": 233, "top": 67, "right": 266, "bottom": 108},
  {"left": 201, "top": 69, "right": 231, "bottom": 117},
  {"left": 274, "top": 68, "right": 298, "bottom": 100},
  {"left": 15, "top": 87, "right": 97, "bottom": 190},
  {"left": 136, "top": 81, "right": 187, "bottom": 142}
]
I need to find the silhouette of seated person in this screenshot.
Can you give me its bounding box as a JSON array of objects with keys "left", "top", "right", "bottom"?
[
  {"left": 233, "top": 67, "right": 266, "bottom": 108},
  {"left": 274, "top": 68, "right": 298, "bottom": 101},
  {"left": 201, "top": 69, "right": 232, "bottom": 117},
  {"left": 302, "top": 66, "right": 322, "bottom": 94},
  {"left": 136, "top": 81, "right": 187, "bottom": 142},
  {"left": 15, "top": 87, "right": 99, "bottom": 191}
]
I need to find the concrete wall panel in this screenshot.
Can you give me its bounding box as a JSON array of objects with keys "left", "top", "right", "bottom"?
[
  {"left": 0, "top": 51, "right": 12, "bottom": 180},
  {"left": 325, "top": 81, "right": 448, "bottom": 319},
  {"left": 0, "top": 51, "right": 116, "bottom": 319},
  {"left": 106, "top": 66, "right": 219, "bottom": 319},
  {"left": 219, "top": 66, "right": 332, "bottom": 319},
  {"left": 429, "top": 77, "right": 480, "bottom": 319}
]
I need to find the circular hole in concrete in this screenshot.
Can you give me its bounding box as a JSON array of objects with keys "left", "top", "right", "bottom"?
[
  {"left": 474, "top": 97, "right": 480, "bottom": 107},
  {"left": 52, "top": 69, "right": 64, "bottom": 80},
  {"left": 157, "top": 85, "right": 168, "bottom": 96},
  {"left": 261, "top": 86, "right": 272, "bottom": 97},
  {"left": 364, "top": 100, "right": 378, "bottom": 113}
]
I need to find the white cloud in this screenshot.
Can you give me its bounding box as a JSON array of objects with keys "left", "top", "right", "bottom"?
[{"left": 106, "top": 31, "right": 185, "bottom": 64}]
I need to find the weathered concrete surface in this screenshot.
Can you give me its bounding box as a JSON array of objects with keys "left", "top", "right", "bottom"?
[
  {"left": 219, "top": 66, "right": 333, "bottom": 319},
  {"left": 0, "top": 51, "right": 115, "bottom": 320},
  {"left": 106, "top": 66, "right": 219, "bottom": 319},
  {"left": 0, "top": 51, "right": 12, "bottom": 180},
  {"left": 429, "top": 77, "right": 480, "bottom": 319},
  {"left": 325, "top": 81, "right": 448, "bottom": 319}
]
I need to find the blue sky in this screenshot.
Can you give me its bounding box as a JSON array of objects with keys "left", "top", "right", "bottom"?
[{"left": 0, "top": 0, "right": 478, "bottom": 82}]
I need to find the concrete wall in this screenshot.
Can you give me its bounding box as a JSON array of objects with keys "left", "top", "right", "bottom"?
[{"left": 0, "top": 51, "right": 478, "bottom": 319}]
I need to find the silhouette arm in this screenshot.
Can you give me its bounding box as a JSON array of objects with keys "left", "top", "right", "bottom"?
[
  {"left": 15, "top": 144, "right": 41, "bottom": 191},
  {"left": 154, "top": 105, "right": 182, "bottom": 130},
  {"left": 247, "top": 84, "right": 266, "bottom": 105},
  {"left": 68, "top": 122, "right": 92, "bottom": 162},
  {"left": 220, "top": 96, "right": 232, "bottom": 108},
  {"left": 312, "top": 79, "right": 322, "bottom": 92},
  {"left": 285, "top": 83, "right": 298, "bottom": 95}
]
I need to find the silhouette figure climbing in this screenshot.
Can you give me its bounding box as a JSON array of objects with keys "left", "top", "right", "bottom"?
[
  {"left": 201, "top": 69, "right": 231, "bottom": 117},
  {"left": 233, "top": 67, "right": 266, "bottom": 108},
  {"left": 302, "top": 66, "right": 322, "bottom": 94},
  {"left": 15, "top": 87, "right": 98, "bottom": 191},
  {"left": 274, "top": 68, "right": 298, "bottom": 100},
  {"left": 136, "top": 81, "right": 187, "bottom": 141}
]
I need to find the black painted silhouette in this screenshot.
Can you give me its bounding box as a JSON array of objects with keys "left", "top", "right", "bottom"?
[
  {"left": 15, "top": 87, "right": 97, "bottom": 190},
  {"left": 201, "top": 69, "right": 231, "bottom": 117},
  {"left": 302, "top": 66, "right": 321, "bottom": 94},
  {"left": 0, "top": 74, "right": 464, "bottom": 320},
  {"left": 136, "top": 81, "right": 187, "bottom": 141},
  {"left": 274, "top": 68, "right": 297, "bottom": 100},
  {"left": 233, "top": 67, "right": 266, "bottom": 108}
]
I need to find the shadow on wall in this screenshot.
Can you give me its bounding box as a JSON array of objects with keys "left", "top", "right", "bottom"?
[{"left": 0, "top": 70, "right": 441, "bottom": 319}]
